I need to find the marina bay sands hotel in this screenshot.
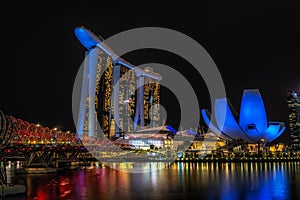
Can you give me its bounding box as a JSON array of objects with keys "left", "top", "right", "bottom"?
[{"left": 74, "top": 26, "right": 162, "bottom": 139}]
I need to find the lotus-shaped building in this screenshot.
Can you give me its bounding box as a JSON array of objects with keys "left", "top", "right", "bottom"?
[{"left": 201, "top": 89, "right": 285, "bottom": 144}]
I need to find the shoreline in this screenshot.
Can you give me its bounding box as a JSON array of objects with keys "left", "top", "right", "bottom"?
[
  {"left": 10, "top": 157, "right": 300, "bottom": 174},
  {"left": 79, "top": 156, "right": 300, "bottom": 164},
  {"left": 175, "top": 156, "right": 300, "bottom": 163}
]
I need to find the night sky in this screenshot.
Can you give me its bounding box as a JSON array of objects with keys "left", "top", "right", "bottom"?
[{"left": 0, "top": 1, "right": 299, "bottom": 143}]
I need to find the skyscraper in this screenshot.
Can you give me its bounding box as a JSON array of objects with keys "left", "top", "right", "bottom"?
[
  {"left": 74, "top": 26, "right": 162, "bottom": 139},
  {"left": 286, "top": 90, "right": 300, "bottom": 151}
]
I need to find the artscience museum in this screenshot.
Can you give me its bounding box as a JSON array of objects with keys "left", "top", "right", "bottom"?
[{"left": 201, "top": 89, "right": 285, "bottom": 145}]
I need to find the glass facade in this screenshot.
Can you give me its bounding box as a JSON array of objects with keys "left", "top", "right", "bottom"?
[{"left": 286, "top": 90, "right": 300, "bottom": 151}]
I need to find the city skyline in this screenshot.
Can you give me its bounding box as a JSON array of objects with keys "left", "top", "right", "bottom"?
[{"left": 0, "top": 2, "right": 299, "bottom": 144}]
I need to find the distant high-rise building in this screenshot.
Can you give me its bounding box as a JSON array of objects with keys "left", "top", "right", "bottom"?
[{"left": 286, "top": 90, "right": 300, "bottom": 151}]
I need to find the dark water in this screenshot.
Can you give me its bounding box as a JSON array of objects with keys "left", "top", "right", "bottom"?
[{"left": 7, "top": 162, "right": 300, "bottom": 200}]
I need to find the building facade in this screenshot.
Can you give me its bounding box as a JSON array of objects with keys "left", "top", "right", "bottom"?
[
  {"left": 287, "top": 90, "right": 300, "bottom": 151},
  {"left": 74, "top": 27, "right": 162, "bottom": 139}
]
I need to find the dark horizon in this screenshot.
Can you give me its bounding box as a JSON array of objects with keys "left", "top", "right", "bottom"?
[{"left": 1, "top": 2, "right": 299, "bottom": 144}]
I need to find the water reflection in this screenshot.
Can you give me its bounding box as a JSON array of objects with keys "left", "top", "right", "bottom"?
[
  {"left": 9, "top": 162, "right": 300, "bottom": 200},
  {"left": 102, "top": 161, "right": 172, "bottom": 173}
]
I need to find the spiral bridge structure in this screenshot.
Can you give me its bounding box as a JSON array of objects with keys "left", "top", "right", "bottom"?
[
  {"left": 0, "top": 111, "right": 16, "bottom": 151},
  {"left": 0, "top": 110, "right": 94, "bottom": 186}
]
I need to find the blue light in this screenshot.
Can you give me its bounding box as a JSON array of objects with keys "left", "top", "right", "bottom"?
[
  {"left": 185, "top": 129, "right": 197, "bottom": 135},
  {"left": 214, "top": 98, "right": 251, "bottom": 141},
  {"left": 266, "top": 122, "right": 285, "bottom": 142},
  {"left": 201, "top": 89, "right": 285, "bottom": 143},
  {"left": 239, "top": 89, "right": 267, "bottom": 138},
  {"left": 74, "top": 26, "right": 114, "bottom": 58},
  {"left": 74, "top": 27, "right": 98, "bottom": 49},
  {"left": 201, "top": 109, "right": 232, "bottom": 140},
  {"left": 166, "top": 125, "right": 177, "bottom": 134}
]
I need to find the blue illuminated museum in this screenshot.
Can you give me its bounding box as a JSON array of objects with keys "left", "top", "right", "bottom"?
[{"left": 201, "top": 89, "right": 285, "bottom": 145}]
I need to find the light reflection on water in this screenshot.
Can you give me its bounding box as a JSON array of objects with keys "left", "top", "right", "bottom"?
[{"left": 9, "top": 162, "right": 300, "bottom": 200}]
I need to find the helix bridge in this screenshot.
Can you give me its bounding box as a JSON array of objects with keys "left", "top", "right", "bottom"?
[{"left": 0, "top": 110, "right": 99, "bottom": 185}]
